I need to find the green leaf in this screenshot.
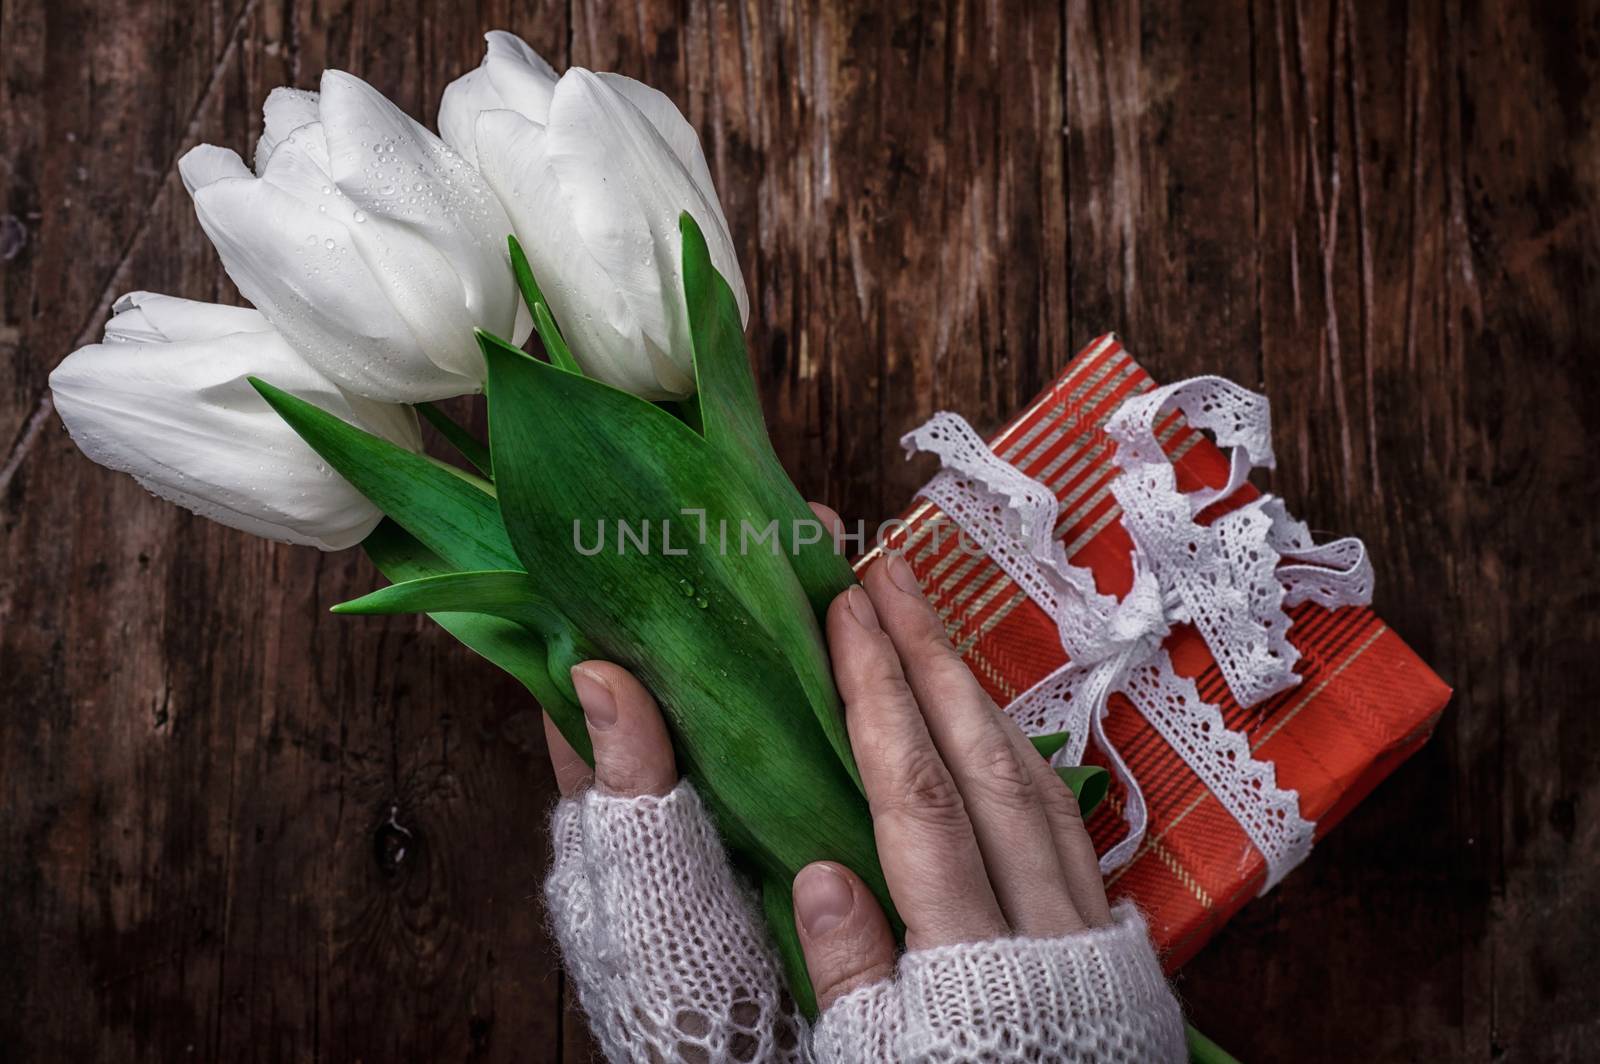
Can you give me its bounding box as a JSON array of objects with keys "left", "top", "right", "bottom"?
[
  {"left": 509, "top": 235, "right": 581, "bottom": 374},
  {"left": 334, "top": 568, "right": 555, "bottom": 631},
  {"left": 1030, "top": 730, "right": 1072, "bottom": 760},
  {"left": 250, "top": 377, "right": 519, "bottom": 572},
  {"left": 1031, "top": 731, "right": 1107, "bottom": 816},
  {"left": 418, "top": 401, "right": 493, "bottom": 478},
  {"left": 479, "top": 327, "right": 889, "bottom": 919},
  {"left": 478, "top": 328, "right": 863, "bottom": 783},
  {"left": 531, "top": 302, "right": 580, "bottom": 375},
  {"left": 678, "top": 213, "right": 769, "bottom": 456},
  {"left": 361, "top": 521, "right": 593, "bottom": 763},
  {"left": 1056, "top": 764, "right": 1111, "bottom": 818},
  {"left": 1186, "top": 1024, "right": 1244, "bottom": 1064},
  {"left": 762, "top": 876, "right": 816, "bottom": 1018},
  {"left": 679, "top": 213, "right": 859, "bottom": 620}
]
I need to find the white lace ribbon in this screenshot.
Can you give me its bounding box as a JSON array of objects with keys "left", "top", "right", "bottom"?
[{"left": 902, "top": 376, "right": 1374, "bottom": 892}]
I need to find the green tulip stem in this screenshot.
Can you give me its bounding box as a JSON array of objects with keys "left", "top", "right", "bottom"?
[{"left": 1187, "top": 1023, "right": 1242, "bottom": 1063}]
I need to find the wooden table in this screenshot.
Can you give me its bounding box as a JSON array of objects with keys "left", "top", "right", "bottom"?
[{"left": 3, "top": 1, "right": 1595, "bottom": 1059}]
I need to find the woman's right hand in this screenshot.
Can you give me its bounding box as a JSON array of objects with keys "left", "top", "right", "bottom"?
[
  {"left": 542, "top": 508, "right": 1186, "bottom": 1062},
  {"left": 788, "top": 551, "right": 1184, "bottom": 1060},
  {"left": 791, "top": 550, "right": 1113, "bottom": 1007}
]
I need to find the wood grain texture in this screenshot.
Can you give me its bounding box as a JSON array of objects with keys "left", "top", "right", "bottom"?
[{"left": 2, "top": 0, "right": 1595, "bottom": 1060}]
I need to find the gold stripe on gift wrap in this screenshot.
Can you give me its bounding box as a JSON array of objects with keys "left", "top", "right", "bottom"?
[
  {"left": 888, "top": 346, "right": 1122, "bottom": 562},
  {"left": 1098, "top": 789, "right": 1215, "bottom": 910},
  {"left": 873, "top": 336, "right": 1127, "bottom": 568},
  {"left": 1102, "top": 624, "right": 1389, "bottom": 893},
  {"left": 971, "top": 651, "right": 1022, "bottom": 705},
  {"left": 945, "top": 422, "right": 1198, "bottom": 658},
  {"left": 945, "top": 440, "right": 1163, "bottom": 649},
  {"left": 930, "top": 384, "right": 1152, "bottom": 613},
  {"left": 991, "top": 335, "right": 1122, "bottom": 461},
  {"left": 1009, "top": 357, "right": 1136, "bottom": 469},
  {"left": 925, "top": 360, "right": 1144, "bottom": 594},
  {"left": 986, "top": 337, "right": 1120, "bottom": 466},
  {"left": 1250, "top": 624, "right": 1389, "bottom": 749},
  {"left": 1002, "top": 353, "right": 1128, "bottom": 468},
  {"left": 1027, "top": 367, "right": 1147, "bottom": 489},
  {"left": 1152, "top": 837, "right": 1215, "bottom": 911},
  {"left": 903, "top": 344, "right": 1131, "bottom": 580}
]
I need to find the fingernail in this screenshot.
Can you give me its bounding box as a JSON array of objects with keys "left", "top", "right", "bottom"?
[
  {"left": 886, "top": 552, "right": 922, "bottom": 597},
  {"left": 570, "top": 665, "right": 617, "bottom": 730},
  {"left": 793, "top": 864, "right": 855, "bottom": 936},
  {"left": 845, "top": 586, "right": 880, "bottom": 631}
]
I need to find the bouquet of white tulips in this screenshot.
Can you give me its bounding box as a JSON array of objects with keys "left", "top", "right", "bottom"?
[{"left": 52, "top": 32, "right": 1108, "bottom": 1014}]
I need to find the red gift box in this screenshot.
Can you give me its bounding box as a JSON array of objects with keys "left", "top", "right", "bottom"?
[{"left": 861, "top": 334, "right": 1451, "bottom": 971}]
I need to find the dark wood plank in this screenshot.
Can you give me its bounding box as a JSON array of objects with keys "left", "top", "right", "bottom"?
[
  {"left": 1065, "top": 0, "right": 1262, "bottom": 382},
  {"left": 573, "top": 0, "right": 1070, "bottom": 523},
  {"left": 1177, "top": 0, "right": 1600, "bottom": 1060},
  {"left": 2, "top": 1, "right": 1597, "bottom": 1061},
  {"left": 2, "top": 2, "right": 573, "bottom": 1061}
]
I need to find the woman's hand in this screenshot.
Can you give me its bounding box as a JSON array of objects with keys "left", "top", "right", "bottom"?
[
  {"left": 542, "top": 511, "right": 1184, "bottom": 1062},
  {"left": 542, "top": 660, "right": 810, "bottom": 1063},
  {"left": 544, "top": 550, "right": 1112, "bottom": 1006},
  {"left": 789, "top": 551, "right": 1113, "bottom": 1012}
]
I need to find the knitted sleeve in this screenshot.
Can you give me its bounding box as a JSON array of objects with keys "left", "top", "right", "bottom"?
[
  {"left": 545, "top": 781, "right": 808, "bottom": 1063},
  {"left": 810, "top": 902, "right": 1187, "bottom": 1062},
  {"left": 545, "top": 779, "right": 1186, "bottom": 1064}
]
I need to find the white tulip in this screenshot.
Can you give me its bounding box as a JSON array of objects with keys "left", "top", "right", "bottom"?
[
  {"left": 438, "top": 31, "right": 560, "bottom": 169},
  {"left": 50, "top": 292, "right": 424, "bottom": 551},
  {"left": 440, "top": 32, "right": 749, "bottom": 401},
  {"left": 179, "top": 70, "right": 529, "bottom": 404}
]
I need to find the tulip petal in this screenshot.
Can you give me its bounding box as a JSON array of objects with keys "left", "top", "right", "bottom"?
[
  {"left": 438, "top": 68, "right": 499, "bottom": 164},
  {"left": 543, "top": 72, "right": 685, "bottom": 376},
  {"left": 50, "top": 315, "right": 422, "bottom": 550},
  {"left": 185, "top": 73, "right": 532, "bottom": 404},
  {"left": 187, "top": 139, "right": 480, "bottom": 402},
  {"left": 475, "top": 109, "right": 686, "bottom": 399},
  {"left": 593, "top": 72, "right": 747, "bottom": 323},
  {"left": 318, "top": 70, "right": 527, "bottom": 374},
  {"left": 179, "top": 143, "right": 254, "bottom": 194},
  {"left": 440, "top": 32, "right": 558, "bottom": 165},
  {"left": 544, "top": 69, "right": 745, "bottom": 393},
  {"left": 189, "top": 114, "right": 509, "bottom": 402},
  {"left": 256, "top": 87, "right": 321, "bottom": 174},
  {"left": 105, "top": 291, "right": 271, "bottom": 344},
  {"left": 482, "top": 30, "right": 559, "bottom": 121}
]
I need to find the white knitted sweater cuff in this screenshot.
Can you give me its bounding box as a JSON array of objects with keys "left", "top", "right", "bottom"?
[
  {"left": 811, "top": 903, "right": 1186, "bottom": 1063},
  {"left": 546, "top": 779, "right": 1187, "bottom": 1063},
  {"left": 546, "top": 782, "right": 807, "bottom": 1063}
]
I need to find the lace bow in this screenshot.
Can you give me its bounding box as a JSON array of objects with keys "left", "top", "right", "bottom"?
[{"left": 902, "top": 375, "right": 1373, "bottom": 892}]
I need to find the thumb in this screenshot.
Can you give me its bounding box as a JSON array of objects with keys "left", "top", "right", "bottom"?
[
  {"left": 792, "top": 862, "right": 897, "bottom": 1013},
  {"left": 569, "top": 661, "right": 678, "bottom": 797}
]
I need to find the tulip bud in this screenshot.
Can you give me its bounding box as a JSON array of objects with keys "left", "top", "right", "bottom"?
[
  {"left": 440, "top": 32, "right": 748, "bottom": 401},
  {"left": 180, "top": 70, "right": 529, "bottom": 404},
  {"left": 50, "top": 292, "right": 424, "bottom": 550},
  {"left": 438, "top": 30, "right": 560, "bottom": 168}
]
